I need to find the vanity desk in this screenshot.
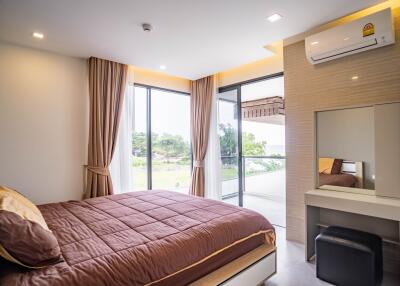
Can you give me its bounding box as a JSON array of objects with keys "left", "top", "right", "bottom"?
[
  {"left": 305, "top": 189, "right": 400, "bottom": 274},
  {"left": 307, "top": 102, "right": 400, "bottom": 278}
]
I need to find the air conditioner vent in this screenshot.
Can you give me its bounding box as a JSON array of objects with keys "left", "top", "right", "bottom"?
[{"left": 305, "top": 8, "right": 395, "bottom": 65}]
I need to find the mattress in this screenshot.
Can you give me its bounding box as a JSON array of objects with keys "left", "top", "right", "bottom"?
[
  {"left": 319, "top": 173, "right": 358, "bottom": 188},
  {"left": 0, "top": 190, "right": 275, "bottom": 286}
]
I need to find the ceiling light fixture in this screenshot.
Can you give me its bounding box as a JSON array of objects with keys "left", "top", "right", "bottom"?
[
  {"left": 351, "top": 75, "right": 359, "bottom": 80},
  {"left": 159, "top": 65, "right": 166, "bottom": 70},
  {"left": 311, "top": 41, "right": 319, "bottom": 45},
  {"left": 32, "top": 32, "right": 44, "bottom": 39},
  {"left": 267, "top": 14, "right": 282, "bottom": 23}
]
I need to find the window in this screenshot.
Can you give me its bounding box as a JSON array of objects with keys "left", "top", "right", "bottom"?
[
  {"left": 130, "top": 85, "right": 191, "bottom": 192},
  {"left": 151, "top": 89, "right": 191, "bottom": 191}
]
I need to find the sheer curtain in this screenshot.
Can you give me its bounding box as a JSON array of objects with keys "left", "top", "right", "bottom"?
[
  {"left": 109, "top": 84, "right": 134, "bottom": 194},
  {"left": 204, "top": 76, "right": 222, "bottom": 200}
]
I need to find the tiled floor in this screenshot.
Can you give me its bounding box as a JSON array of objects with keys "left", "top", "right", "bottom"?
[
  {"left": 264, "top": 226, "right": 332, "bottom": 286},
  {"left": 264, "top": 227, "right": 400, "bottom": 286}
]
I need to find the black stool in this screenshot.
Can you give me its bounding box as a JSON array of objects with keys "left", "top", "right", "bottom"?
[{"left": 316, "top": 226, "right": 383, "bottom": 286}]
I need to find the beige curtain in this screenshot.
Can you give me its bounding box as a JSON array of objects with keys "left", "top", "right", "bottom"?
[
  {"left": 190, "top": 76, "right": 214, "bottom": 197},
  {"left": 84, "top": 57, "right": 128, "bottom": 198}
]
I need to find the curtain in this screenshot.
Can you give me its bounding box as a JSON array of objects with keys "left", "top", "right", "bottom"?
[
  {"left": 85, "top": 57, "right": 128, "bottom": 198},
  {"left": 109, "top": 84, "right": 134, "bottom": 194},
  {"left": 189, "top": 75, "right": 214, "bottom": 197},
  {"left": 204, "top": 76, "right": 222, "bottom": 200}
]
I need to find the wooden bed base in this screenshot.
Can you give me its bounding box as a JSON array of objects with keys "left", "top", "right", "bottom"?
[{"left": 190, "top": 244, "right": 277, "bottom": 286}]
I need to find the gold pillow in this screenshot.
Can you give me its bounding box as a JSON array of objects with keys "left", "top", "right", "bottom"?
[
  {"left": 0, "top": 186, "right": 49, "bottom": 230},
  {"left": 319, "top": 158, "right": 335, "bottom": 174},
  {"left": 0, "top": 186, "right": 61, "bottom": 268}
]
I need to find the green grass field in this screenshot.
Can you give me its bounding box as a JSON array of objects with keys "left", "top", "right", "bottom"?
[
  {"left": 133, "top": 166, "right": 283, "bottom": 189},
  {"left": 132, "top": 164, "right": 191, "bottom": 190},
  {"left": 133, "top": 164, "right": 236, "bottom": 190},
  {"left": 133, "top": 167, "right": 237, "bottom": 190}
]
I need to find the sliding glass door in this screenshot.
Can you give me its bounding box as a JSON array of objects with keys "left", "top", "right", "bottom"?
[
  {"left": 218, "top": 73, "right": 286, "bottom": 226},
  {"left": 218, "top": 88, "right": 243, "bottom": 206}
]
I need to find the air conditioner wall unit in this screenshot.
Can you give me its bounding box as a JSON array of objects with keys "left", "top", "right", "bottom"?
[{"left": 305, "top": 8, "right": 395, "bottom": 65}]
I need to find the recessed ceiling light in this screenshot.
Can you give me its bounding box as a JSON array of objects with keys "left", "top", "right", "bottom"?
[
  {"left": 311, "top": 41, "right": 319, "bottom": 45},
  {"left": 267, "top": 14, "right": 282, "bottom": 23},
  {"left": 351, "top": 75, "right": 359, "bottom": 80},
  {"left": 344, "top": 37, "right": 350, "bottom": 41},
  {"left": 32, "top": 32, "right": 44, "bottom": 39},
  {"left": 142, "top": 23, "right": 153, "bottom": 32},
  {"left": 159, "top": 65, "right": 166, "bottom": 70}
]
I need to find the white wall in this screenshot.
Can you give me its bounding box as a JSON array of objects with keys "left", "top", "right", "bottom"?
[{"left": 0, "top": 42, "right": 88, "bottom": 204}]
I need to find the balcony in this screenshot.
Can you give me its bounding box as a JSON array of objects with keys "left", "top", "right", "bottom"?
[{"left": 221, "top": 155, "right": 286, "bottom": 227}]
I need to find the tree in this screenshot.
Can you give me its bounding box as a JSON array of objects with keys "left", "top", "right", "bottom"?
[
  {"left": 132, "top": 132, "right": 147, "bottom": 156},
  {"left": 153, "top": 133, "right": 190, "bottom": 160},
  {"left": 219, "top": 123, "right": 266, "bottom": 156},
  {"left": 132, "top": 132, "right": 191, "bottom": 161},
  {"left": 219, "top": 123, "right": 237, "bottom": 156},
  {"left": 242, "top": 132, "right": 266, "bottom": 156}
]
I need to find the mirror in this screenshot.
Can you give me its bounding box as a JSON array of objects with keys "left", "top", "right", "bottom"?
[{"left": 316, "top": 107, "right": 375, "bottom": 191}]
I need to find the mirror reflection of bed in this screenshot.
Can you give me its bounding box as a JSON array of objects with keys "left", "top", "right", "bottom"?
[
  {"left": 318, "top": 158, "right": 363, "bottom": 188},
  {"left": 316, "top": 106, "right": 375, "bottom": 191}
]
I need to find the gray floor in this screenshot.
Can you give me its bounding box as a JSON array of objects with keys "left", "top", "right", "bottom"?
[
  {"left": 264, "top": 227, "right": 400, "bottom": 286},
  {"left": 264, "top": 226, "right": 332, "bottom": 286}
]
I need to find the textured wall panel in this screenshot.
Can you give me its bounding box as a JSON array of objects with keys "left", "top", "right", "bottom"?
[{"left": 284, "top": 7, "right": 400, "bottom": 243}]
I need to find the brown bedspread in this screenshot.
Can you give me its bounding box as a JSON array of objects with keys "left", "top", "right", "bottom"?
[
  {"left": 0, "top": 190, "right": 275, "bottom": 286},
  {"left": 319, "top": 173, "right": 358, "bottom": 188}
]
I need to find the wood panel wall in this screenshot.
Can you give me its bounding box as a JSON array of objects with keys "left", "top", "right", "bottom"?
[{"left": 284, "top": 7, "right": 400, "bottom": 242}]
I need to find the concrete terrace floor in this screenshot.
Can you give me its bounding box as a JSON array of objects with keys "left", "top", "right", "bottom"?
[
  {"left": 223, "top": 193, "right": 286, "bottom": 227},
  {"left": 222, "top": 169, "right": 286, "bottom": 226}
]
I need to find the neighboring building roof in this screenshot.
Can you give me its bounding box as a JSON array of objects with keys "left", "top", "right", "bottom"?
[{"left": 241, "top": 96, "right": 285, "bottom": 125}]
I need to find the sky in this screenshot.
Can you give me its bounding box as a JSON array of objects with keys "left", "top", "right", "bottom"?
[{"left": 132, "top": 86, "right": 191, "bottom": 142}]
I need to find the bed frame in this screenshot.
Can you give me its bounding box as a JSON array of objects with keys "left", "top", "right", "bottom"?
[
  {"left": 190, "top": 244, "right": 277, "bottom": 286},
  {"left": 221, "top": 251, "right": 276, "bottom": 286},
  {"left": 341, "top": 160, "right": 364, "bottom": 188}
]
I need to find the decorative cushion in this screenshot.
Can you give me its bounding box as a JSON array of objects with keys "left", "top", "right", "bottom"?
[
  {"left": 0, "top": 186, "right": 62, "bottom": 268},
  {"left": 319, "top": 158, "right": 335, "bottom": 174},
  {"left": 331, "top": 159, "right": 343, "bottom": 175}
]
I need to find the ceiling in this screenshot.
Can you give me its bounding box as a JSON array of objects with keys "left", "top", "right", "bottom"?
[{"left": 0, "top": 0, "right": 383, "bottom": 80}]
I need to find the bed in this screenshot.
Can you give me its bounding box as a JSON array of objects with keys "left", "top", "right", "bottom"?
[
  {"left": 319, "top": 160, "right": 363, "bottom": 188},
  {"left": 319, "top": 173, "right": 358, "bottom": 188},
  {"left": 0, "top": 190, "right": 276, "bottom": 286}
]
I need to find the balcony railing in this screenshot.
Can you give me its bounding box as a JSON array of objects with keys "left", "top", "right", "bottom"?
[{"left": 221, "top": 155, "right": 286, "bottom": 199}]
